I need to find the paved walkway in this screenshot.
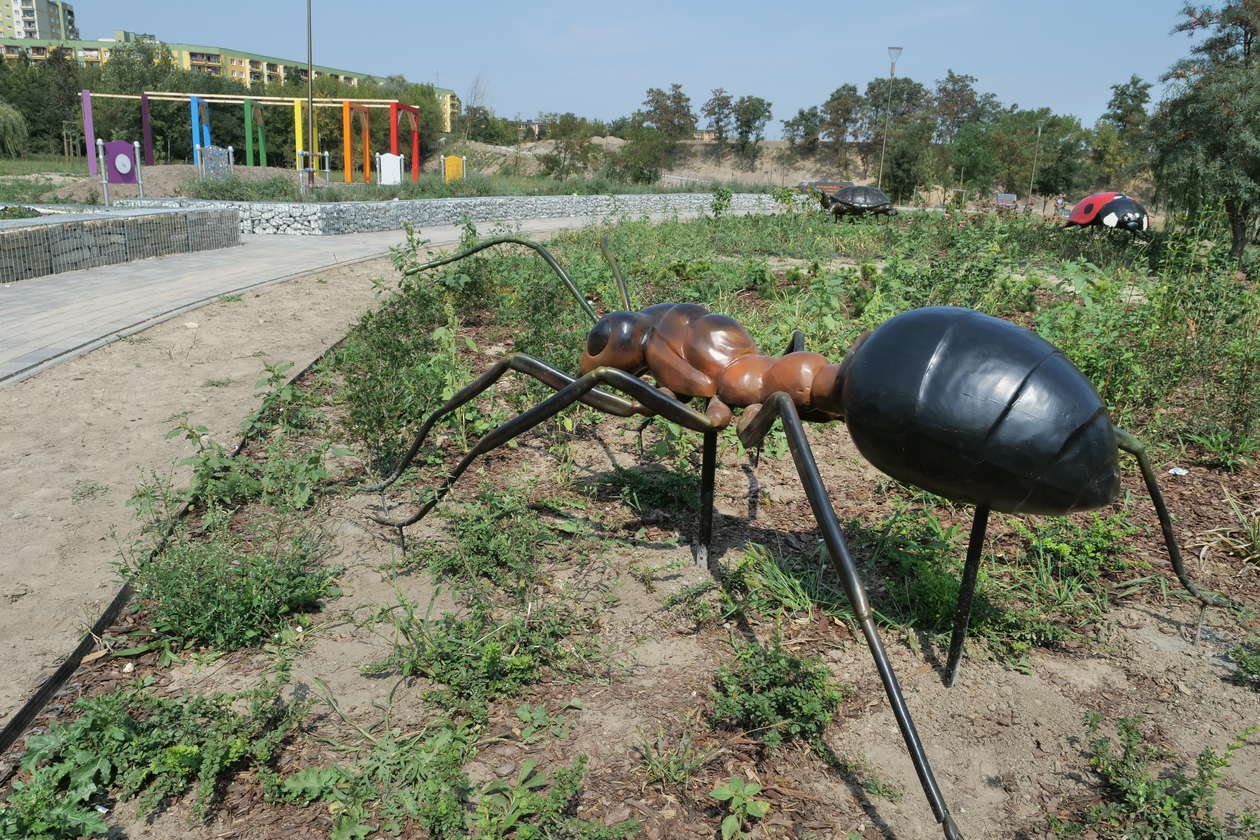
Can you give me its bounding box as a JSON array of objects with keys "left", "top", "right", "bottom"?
[{"left": 0, "top": 215, "right": 595, "bottom": 384}]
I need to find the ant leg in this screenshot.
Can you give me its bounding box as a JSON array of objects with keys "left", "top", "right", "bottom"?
[
  {"left": 783, "top": 331, "right": 805, "bottom": 354},
  {"left": 696, "top": 429, "right": 718, "bottom": 568},
  {"left": 741, "top": 392, "right": 965, "bottom": 840},
  {"left": 1114, "top": 428, "right": 1239, "bottom": 611},
  {"left": 943, "top": 505, "right": 990, "bottom": 688},
  {"left": 363, "top": 354, "right": 641, "bottom": 492},
  {"left": 372, "top": 367, "right": 718, "bottom": 528}
]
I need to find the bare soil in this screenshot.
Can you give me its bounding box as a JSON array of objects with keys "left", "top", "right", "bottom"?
[{"left": 1, "top": 253, "right": 1257, "bottom": 839}]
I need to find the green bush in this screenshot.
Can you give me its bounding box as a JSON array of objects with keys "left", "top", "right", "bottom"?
[{"left": 710, "top": 636, "right": 843, "bottom": 750}]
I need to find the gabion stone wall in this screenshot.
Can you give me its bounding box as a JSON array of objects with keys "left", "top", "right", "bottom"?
[
  {"left": 116, "top": 193, "right": 795, "bottom": 236},
  {"left": 0, "top": 208, "right": 239, "bottom": 283}
]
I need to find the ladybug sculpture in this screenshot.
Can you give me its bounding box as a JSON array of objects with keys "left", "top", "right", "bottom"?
[
  {"left": 822, "top": 184, "right": 898, "bottom": 220},
  {"left": 1066, "top": 191, "right": 1149, "bottom": 234}
]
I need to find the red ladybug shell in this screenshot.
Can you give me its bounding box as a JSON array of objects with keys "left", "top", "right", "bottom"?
[{"left": 1068, "top": 192, "right": 1122, "bottom": 225}]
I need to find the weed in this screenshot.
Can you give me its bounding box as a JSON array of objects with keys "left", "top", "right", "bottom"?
[
  {"left": 515, "top": 701, "right": 578, "bottom": 742},
  {"left": 273, "top": 692, "right": 474, "bottom": 840},
  {"left": 241, "top": 360, "right": 319, "bottom": 438},
  {"left": 603, "top": 464, "right": 698, "bottom": 517},
  {"left": 1049, "top": 713, "right": 1259, "bottom": 838},
  {"left": 710, "top": 634, "right": 844, "bottom": 751},
  {"left": 1228, "top": 640, "right": 1260, "bottom": 691},
  {"left": 1204, "top": 491, "right": 1260, "bottom": 566},
  {"left": 710, "top": 776, "right": 771, "bottom": 840},
  {"left": 1186, "top": 429, "right": 1260, "bottom": 472},
  {"left": 217, "top": 293, "right": 243, "bottom": 303},
  {"left": 417, "top": 488, "right": 550, "bottom": 592},
  {"left": 0, "top": 676, "right": 303, "bottom": 838},
  {"left": 202, "top": 377, "right": 233, "bottom": 387},
  {"left": 69, "top": 479, "right": 108, "bottom": 503},
  {"left": 474, "top": 756, "right": 638, "bottom": 839},
  {"left": 638, "top": 716, "right": 722, "bottom": 791},
  {"left": 119, "top": 508, "right": 337, "bottom": 651},
  {"left": 363, "top": 594, "right": 585, "bottom": 722}
]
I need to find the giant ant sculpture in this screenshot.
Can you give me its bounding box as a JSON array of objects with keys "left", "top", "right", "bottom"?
[{"left": 362, "top": 236, "right": 1233, "bottom": 840}]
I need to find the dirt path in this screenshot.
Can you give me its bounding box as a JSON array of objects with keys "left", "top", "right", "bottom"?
[{"left": 0, "top": 255, "right": 394, "bottom": 722}]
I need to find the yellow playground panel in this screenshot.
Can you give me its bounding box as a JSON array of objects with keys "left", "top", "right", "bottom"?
[{"left": 442, "top": 154, "right": 467, "bottom": 183}]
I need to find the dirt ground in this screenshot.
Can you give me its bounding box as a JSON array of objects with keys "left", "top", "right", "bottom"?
[
  {"left": 2, "top": 244, "right": 1257, "bottom": 838},
  {"left": 0, "top": 255, "right": 389, "bottom": 722}
]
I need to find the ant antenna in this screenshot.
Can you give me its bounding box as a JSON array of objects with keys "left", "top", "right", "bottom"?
[
  {"left": 405, "top": 236, "right": 597, "bottom": 323},
  {"left": 600, "top": 235, "right": 632, "bottom": 311}
]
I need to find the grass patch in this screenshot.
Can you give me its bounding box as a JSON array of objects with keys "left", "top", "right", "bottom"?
[
  {"left": 414, "top": 488, "right": 551, "bottom": 592},
  {"left": 363, "top": 594, "right": 588, "bottom": 722},
  {"left": 119, "top": 509, "right": 337, "bottom": 652},
  {"left": 0, "top": 677, "right": 302, "bottom": 839}
]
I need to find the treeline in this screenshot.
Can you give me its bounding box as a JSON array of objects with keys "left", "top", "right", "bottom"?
[
  {"left": 0, "top": 40, "right": 445, "bottom": 168},
  {"left": 456, "top": 83, "right": 775, "bottom": 184}
]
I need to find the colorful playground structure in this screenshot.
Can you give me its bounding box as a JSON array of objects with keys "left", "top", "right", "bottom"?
[{"left": 79, "top": 89, "right": 429, "bottom": 185}]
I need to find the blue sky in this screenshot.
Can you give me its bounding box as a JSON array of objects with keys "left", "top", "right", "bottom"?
[{"left": 80, "top": 1, "right": 1202, "bottom": 135}]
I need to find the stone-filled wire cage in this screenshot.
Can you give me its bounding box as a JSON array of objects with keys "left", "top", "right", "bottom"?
[{"left": 0, "top": 209, "right": 240, "bottom": 283}]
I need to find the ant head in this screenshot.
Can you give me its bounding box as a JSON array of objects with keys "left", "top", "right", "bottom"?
[{"left": 580, "top": 311, "right": 649, "bottom": 375}]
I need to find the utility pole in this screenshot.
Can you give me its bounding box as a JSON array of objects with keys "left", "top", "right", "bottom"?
[
  {"left": 306, "top": 0, "right": 315, "bottom": 188},
  {"left": 1027, "top": 120, "right": 1045, "bottom": 206},
  {"left": 877, "top": 46, "right": 902, "bottom": 191}
]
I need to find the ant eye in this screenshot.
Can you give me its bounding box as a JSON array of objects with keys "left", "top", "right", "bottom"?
[{"left": 587, "top": 318, "right": 612, "bottom": 356}]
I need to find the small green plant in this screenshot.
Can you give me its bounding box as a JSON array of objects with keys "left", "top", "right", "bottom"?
[
  {"left": 474, "top": 756, "right": 638, "bottom": 840},
  {"left": 217, "top": 293, "right": 243, "bottom": 303},
  {"left": 710, "top": 776, "right": 771, "bottom": 840},
  {"left": 710, "top": 185, "right": 733, "bottom": 219},
  {"left": 1228, "top": 640, "right": 1260, "bottom": 691},
  {"left": 69, "top": 479, "right": 108, "bottom": 503},
  {"left": 710, "top": 635, "right": 844, "bottom": 751},
  {"left": 119, "top": 509, "right": 337, "bottom": 651},
  {"left": 241, "top": 360, "right": 319, "bottom": 438},
  {"left": 363, "top": 595, "right": 584, "bottom": 721},
  {"left": 1186, "top": 428, "right": 1260, "bottom": 472},
  {"left": 1049, "top": 713, "right": 1259, "bottom": 838},
  {"left": 417, "top": 488, "right": 550, "bottom": 591},
  {"left": 603, "top": 464, "right": 698, "bottom": 516},
  {"left": 638, "top": 717, "right": 722, "bottom": 791},
  {"left": 0, "top": 677, "right": 303, "bottom": 838},
  {"left": 514, "top": 701, "right": 578, "bottom": 742},
  {"left": 274, "top": 695, "right": 474, "bottom": 840}
]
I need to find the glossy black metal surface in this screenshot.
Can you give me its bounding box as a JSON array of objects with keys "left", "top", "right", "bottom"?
[{"left": 839, "top": 307, "right": 1120, "bottom": 515}]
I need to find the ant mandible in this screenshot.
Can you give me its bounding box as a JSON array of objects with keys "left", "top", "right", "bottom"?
[{"left": 362, "top": 235, "right": 1234, "bottom": 840}]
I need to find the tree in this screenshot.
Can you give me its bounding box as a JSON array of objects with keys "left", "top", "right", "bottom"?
[
  {"left": 859, "top": 76, "right": 928, "bottom": 169},
  {"left": 820, "top": 84, "right": 861, "bottom": 168},
  {"left": 781, "top": 106, "right": 823, "bottom": 154},
  {"left": 0, "top": 100, "right": 28, "bottom": 157},
  {"left": 538, "top": 112, "right": 595, "bottom": 177},
  {"left": 700, "top": 87, "right": 734, "bottom": 154},
  {"left": 640, "top": 83, "right": 695, "bottom": 141},
  {"left": 732, "top": 95, "right": 772, "bottom": 165},
  {"left": 930, "top": 71, "right": 1002, "bottom": 139},
  {"left": 609, "top": 123, "right": 670, "bottom": 183},
  {"left": 1100, "top": 74, "right": 1152, "bottom": 135},
  {"left": 1153, "top": 0, "right": 1260, "bottom": 257}
]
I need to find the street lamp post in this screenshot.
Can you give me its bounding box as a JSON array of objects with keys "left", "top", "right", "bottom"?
[
  {"left": 877, "top": 46, "right": 902, "bottom": 191},
  {"left": 1027, "top": 120, "right": 1045, "bottom": 208}
]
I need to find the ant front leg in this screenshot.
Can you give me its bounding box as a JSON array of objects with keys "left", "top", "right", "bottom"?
[
  {"left": 738, "top": 393, "right": 966, "bottom": 840},
  {"left": 362, "top": 354, "right": 643, "bottom": 493},
  {"left": 371, "top": 367, "right": 720, "bottom": 532}
]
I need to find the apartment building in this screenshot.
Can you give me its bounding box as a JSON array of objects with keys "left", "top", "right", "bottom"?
[
  {"left": 6, "top": 0, "right": 77, "bottom": 40},
  {"left": 0, "top": 26, "right": 461, "bottom": 130}
]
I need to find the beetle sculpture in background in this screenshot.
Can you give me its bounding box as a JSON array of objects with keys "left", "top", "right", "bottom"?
[
  {"left": 362, "top": 236, "right": 1232, "bottom": 840},
  {"left": 1066, "top": 191, "right": 1150, "bottom": 235},
  {"left": 821, "top": 184, "right": 898, "bottom": 220}
]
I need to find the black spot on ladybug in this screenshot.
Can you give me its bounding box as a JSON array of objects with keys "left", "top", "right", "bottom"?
[{"left": 1083, "top": 202, "right": 1094, "bottom": 215}]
